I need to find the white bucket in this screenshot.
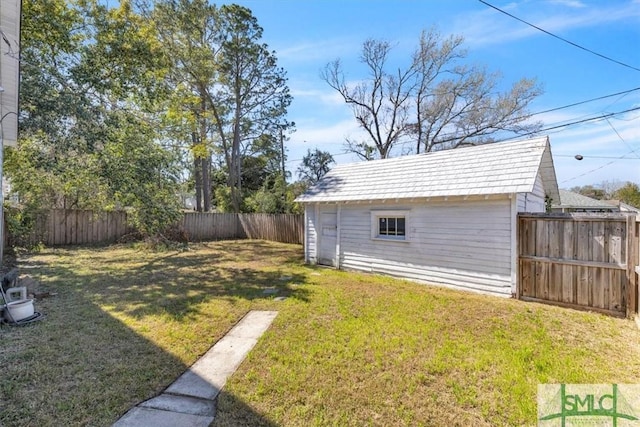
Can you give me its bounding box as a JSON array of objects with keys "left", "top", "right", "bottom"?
[{"left": 4, "top": 299, "right": 35, "bottom": 322}]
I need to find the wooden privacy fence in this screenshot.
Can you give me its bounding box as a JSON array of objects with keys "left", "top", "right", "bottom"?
[
  {"left": 518, "top": 213, "right": 639, "bottom": 317},
  {"left": 10, "top": 210, "right": 303, "bottom": 246},
  {"left": 180, "top": 212, "right": 303, "bottom": 244},
  {"left": 11, "top": 209, "right": 130, "bottom": 247}
]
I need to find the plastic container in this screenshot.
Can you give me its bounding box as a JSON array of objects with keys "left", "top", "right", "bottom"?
[
  {"left": 5, "top": 287, "right": 27, "bottom": 302},
  {"left": 4, "top": 299, "right": 35, "bottom": 322}
]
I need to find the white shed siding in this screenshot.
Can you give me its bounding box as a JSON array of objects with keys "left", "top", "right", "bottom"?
[
  {"left": 305, "top": 204, "right": 318, "bottom": 263},
  {"left": 338, "top": 198, "right": 513, "bottom": 296},
  {"left": 516, "top": 172, "right": 546, "bottom": 213}
]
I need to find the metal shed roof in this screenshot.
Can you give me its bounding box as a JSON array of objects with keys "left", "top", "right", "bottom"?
[{"left": 296, "top": 136, "right": 559, "bottom": 203}]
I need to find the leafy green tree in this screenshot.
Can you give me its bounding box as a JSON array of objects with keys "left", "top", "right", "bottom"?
[
  {"left": 152, "top": 2, "right": 292, "bottom": 213},
  {"left": 100, "top": 112, "right": 182, "bottom": 236},
  {"left": 613, "top": 182, "right": 640, "bottom": 209},
  {"left": 297, "top": 149, "right": 335, "bottom": 185},
  {"left": 8, "top": 0, "right": 182, "bottom": 240},
  {"left": 322, "top": 28, "right": 542, "bottom": 159},
  {"left": 569, "top": 185, "right": 606, "bottom": 200},
  {"left": 211, "top": 4, "right": 293, "bottom": 212},
  {"left": 152, "top": 0, "right": 218, "bottom": 212}
]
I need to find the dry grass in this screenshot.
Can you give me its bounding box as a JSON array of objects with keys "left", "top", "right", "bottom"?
[{"left": 0, "top": 240, "right": 638, "bottom": 426}]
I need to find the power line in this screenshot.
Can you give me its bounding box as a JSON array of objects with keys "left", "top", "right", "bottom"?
[
  {"left": 530, "top": 87, "right": 640, "bottom": 117},
  {"left": 286, "top": 106, "right": 640, "bottom": 164},
  {"left": 421, "top": 106, "right": 640, "bottom": 148},
  {"left": 555, "top": 115, "right": 640, "bottom": 183},
  {"left": 531, "top": 106, "right": 640, "bottom": 135},
  {"left": 555, "top": 154, "right": 640, "bottom": 160},
  {"left": 560, "top": 146, "right": 640, "bottom": 184},
  {"left": 478, "top": 0, "right": 640, "bottom": 73},
  {"left": 605, "top": 117, "right": 640, "bottom": 159}
]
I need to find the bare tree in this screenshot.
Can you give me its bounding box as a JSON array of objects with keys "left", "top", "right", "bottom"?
[
  {"left": 322, "top": 40, "right": 416, "bottom": 159},
  {"left": 322, "top": 28, "right": 543, "bottom": 159}
]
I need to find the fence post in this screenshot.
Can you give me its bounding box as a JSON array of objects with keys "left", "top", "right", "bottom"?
[{"left": 631, "top": 215, "right": 640, "bottom": 317}]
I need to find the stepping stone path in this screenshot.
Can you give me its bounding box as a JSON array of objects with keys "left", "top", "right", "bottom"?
[{"left": 112, "top": 310, "right": 278, "bottom": 427}]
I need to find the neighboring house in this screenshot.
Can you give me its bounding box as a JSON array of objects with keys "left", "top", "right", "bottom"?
[
  {"left": 551, "top": 190, "right": 640, "bottom": 214},
  {"left": 295, "top": 136, "right": 559, "bottom": 297},
  {"left": 617, "top": 201, "right": 640, "bottom": 214},
  {"left": 0, "top": 0, "right": 21, "bottom": 147},
  {"left": 551, "top": 189, "right": 619, "bottom": 213}
]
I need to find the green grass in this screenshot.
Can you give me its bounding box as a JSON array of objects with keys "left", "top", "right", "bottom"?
[{"left": 1, "top": 241, "right": 638, "bottom": 426}]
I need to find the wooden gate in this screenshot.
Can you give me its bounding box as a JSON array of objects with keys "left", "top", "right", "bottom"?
[{"left": 518, "top": 213, "right": 639, "bottom": 317}]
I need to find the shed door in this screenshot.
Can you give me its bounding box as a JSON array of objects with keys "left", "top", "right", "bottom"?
[{"left": 318, "top": 207, "right": 337, "bottom": 267}]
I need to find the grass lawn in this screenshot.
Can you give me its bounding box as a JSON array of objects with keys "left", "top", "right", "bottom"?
[{"left": 1, "top": 240, "right": 638, "bottom": 426}]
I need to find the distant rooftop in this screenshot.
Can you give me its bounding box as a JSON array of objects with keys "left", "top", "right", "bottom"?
[{"left": 553, "top": 189, "right": 618, "bottom": 211}]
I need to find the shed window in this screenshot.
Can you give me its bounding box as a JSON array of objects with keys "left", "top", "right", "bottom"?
[
  {"left": 371, "top": 211, "right": 409, "bottom": 241},
  {"left": 378, "top": 217, "right": 405, "bottom": 237}
]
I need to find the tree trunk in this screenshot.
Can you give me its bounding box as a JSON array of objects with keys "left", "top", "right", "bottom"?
[
  {"left": 198, "top": 93, "right": 211, "bottom": 212},
  {"left": 194, "top": 160, "right": 202, "bottom": 212},
  {"left": 202, "top": 156, "right": 211, "bottom": 212},
  {"left": 192, "top": 131, "right": 203, "bottom": 212},
  {"left": 229, "top": 110, "right": 242, "bottom": 213}
]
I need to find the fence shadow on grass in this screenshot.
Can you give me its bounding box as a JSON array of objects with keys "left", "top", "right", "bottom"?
[
  {"left": 0, "top": 296, "right": 280, "bottom": 427},
  {"left": 2, "top": 241, "right": 299, "bottom": 426},
  {"left": 17, "top": 240, "right": 311, "bottom": 321}
]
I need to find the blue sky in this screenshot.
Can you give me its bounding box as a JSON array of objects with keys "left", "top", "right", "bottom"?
[{"left": 218, "top": 0, "right": 640, "bottom": 189}]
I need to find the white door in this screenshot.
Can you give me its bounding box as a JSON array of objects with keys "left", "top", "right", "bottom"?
[{"left": 318, "top": 208, "right": 337, "bottom": 266}]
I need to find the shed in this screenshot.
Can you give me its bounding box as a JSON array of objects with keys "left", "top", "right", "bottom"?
[{"left": 295, "top": 136, "right": 559, "bottom": 296}]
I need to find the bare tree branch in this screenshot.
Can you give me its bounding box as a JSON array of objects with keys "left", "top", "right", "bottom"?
[{"left": 322, "top": 28, "right": 544, "bottom": 158}]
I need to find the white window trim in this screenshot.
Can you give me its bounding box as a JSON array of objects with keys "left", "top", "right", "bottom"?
[{"left": 370, "top": 210, "right": 410, "bottom": 242}]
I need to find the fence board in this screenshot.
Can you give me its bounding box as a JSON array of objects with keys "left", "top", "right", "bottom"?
[
  {"left": 628, "top": 216, "right": 639, "bottom": 315},
  {"left": 518, "top": 213, "right": 638, "bottom": 317},
  {"left": 180, "top": 212, "right": 303, "bottom": 244},
  {"left": 9, "top": 210, "right": 303, "bottom": 248}
]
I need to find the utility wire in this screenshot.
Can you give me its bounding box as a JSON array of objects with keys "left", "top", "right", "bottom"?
[
  {"left": 286, "top": 106, "right": 640, "bottom": 164},
  {"left": 605, "top": 117, "right": 640, "bottom": 159},
  {"left": 478, "top": 0, "right": 640, "bottom": 73},
  {"left": 560, "top": 146, "right": 640, "bottom": 184},
  {"left": 555, "top": 154, "right": 639, "bottom": 160},
  {"left": 530, "top": 87, "right": 640, "bottom": 117},
  {"left": 530, "top": 106, "right": 640, "bottom": 135}
]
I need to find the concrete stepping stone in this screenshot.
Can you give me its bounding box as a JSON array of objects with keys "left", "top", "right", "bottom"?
[
  {"left": 112, "top": 406, "right": 214, "bottom": 427},
  {"left": 112, "top": 310, "right": 278, "bottom": 427},
  {"left": 140, "top": 393, "right": 216, "bottom": 416}
]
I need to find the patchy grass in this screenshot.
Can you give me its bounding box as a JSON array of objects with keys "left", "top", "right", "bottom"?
[{"left": 1, "top": 241, "right": 638, "bottom": 426}]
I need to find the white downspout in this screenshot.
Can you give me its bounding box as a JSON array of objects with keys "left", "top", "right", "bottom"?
[
  {"left": 510, "top": 194, "right": 518, "bottom": 296},
  {"left": 336, "top": 205, "right": 341, "bottom": 269}
]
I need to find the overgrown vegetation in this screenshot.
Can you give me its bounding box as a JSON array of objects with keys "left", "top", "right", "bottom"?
[
  {"left": 570, "top": 180, "right": 640, "bottom": 208},
  {"left": 7, "top": 0, "right": 300, "bottom": 241},
  {"left": 1, "top": 241, "right": 638, "bottom": 426}
]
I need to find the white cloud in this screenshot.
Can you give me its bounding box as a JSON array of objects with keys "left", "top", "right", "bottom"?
[
  {"left": 275, "top": 37, "right": 360, "bottom": 63},
  {"left": 284, "top": 118, "right": 369, "bottom": 177},
  {"left": 547, "top": 0, "right": 586, "bottom": 8},
  {"left": 289, "top": 86, "right": 346, "bottom": 108},
  {"left": 455, "top": 1, "right": 640, "bottom": 47},
  {"left": 541, "top": 109, "right": 640, "bottom": 186}
]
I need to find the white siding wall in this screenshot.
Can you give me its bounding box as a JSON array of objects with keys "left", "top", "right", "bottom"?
[
  {"left": 305, "top": 204, "right": 318, "bottom": 263},
  {"left": 516, "top": 173, "right": 547, "bottom": 213},
  {"left": 337, "top": 198, "right": 513, "bottom": 296}
]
